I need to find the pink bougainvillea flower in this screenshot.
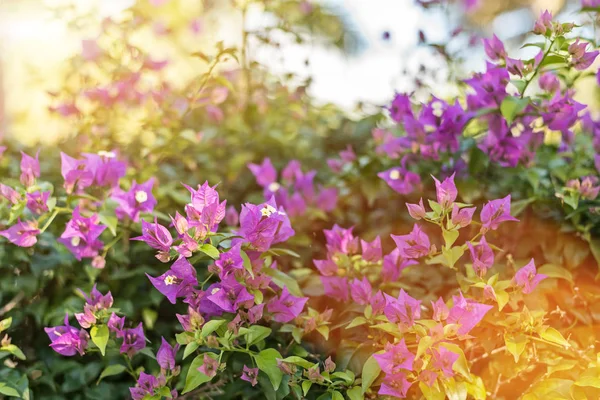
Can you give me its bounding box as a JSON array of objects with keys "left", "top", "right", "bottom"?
[
  {"left": 82, "top": 151, "right": 126, "bottom": 188},
  {"left": 406, "top": 198, "right": 426, "bottom": 220},
  {"left": 431, "top": 347, "right": 459, "bottom": 377},
  {"left": 241, "top": 365, "right": 259, "bottom": 386},
  {"left": 483, "top": 34, "right": 506, "bottom": 61},
  {"left": 431, "top": 297, "right": 449, "bottom": 321},
  {"left": 447, "top": 292, "right": 493, "bottom": 336},
  {"left": 60, "top": 152, "right": 94, "bottom": 194},
  {"left": 480, "top": 195, "right": 518, "bottom": 232},
  {"left": 513, "top": 259, "right": 546, "bottom": 294},
  {"left": 0, "top": 184, "right": 21, "bottom": 204},
  {"left": 432, "top": 173, "right": 457, "bottom": 209},
  {"left": 207, "top": 275, "right": 254, "bottom": 313},
  {"left": 451, "top": 204, "right": 476, "bottom": 228},
  {"left": 59, "top": 207, "right": 105, "bottom": 260},
  {"left": 129, "top": 372, "right": 166, "bottom": 400},
  {"left": 391, "top": 224, "right": 431, "bottom": 259},
  {"left": 467, "top": 236, "right": 494, "bottom": 276},
  {"left": 0, "top": 219, "right": 40, "bottom": 247},
  {"left": 378, "top": 372, "right": 412, "bottom": 398},
  {"left": 384, "top": 289, "right": 421, "bottom": 328},
  {"left": 267, "top": 287, "right": 308, "bottom": 323},
  {"left": 350, "top": 277, "right": 373, "bottom": 305},
  {"left": 248, "top": 158, "right": 277, "bottom": 187},
  {"left": 321, "top": 276, "right": 349, "bottom": 302},
  {"left": 313, "top": 258, "right": 338, "bottom": 276},
  {"left": 44, "top": 314, "right": 89, "bottom": 356},
  {"left": 132, "top": 217, "right": 173, "bottom": 255},
  {"left": 118, "top": 323, "right": 146, "bottom": 358},
  {"left": 20, "top": 151, "right": 40, "bottom": 187},
  {"left": 374, "top": 339, "right": 415, "bottom": 374},
  {"left": 323, "top": 224, "right": 359, "bottom": 255},
  {"left": 157, "top": 337, "right": 179, "bottom": 371},
  {"left": 361, "top": 235, "right": 382, "bottom": 262},
  {"left": 113, "top": 178, "right": 157, "bottom": 222},
  {"left": 198, "top": 354, "right": 219, "bottom": 378},
  {"left": 378, "top": 168, "right": 421, "bottom": 195},
  {"left": 25, "top": 191, "right": 50, "bottom": 215},
  {"left": 237, "top": 198, "right": 294, "bottom": 252},
  {"left": 147, "top": 257, "right": 198, "bottom": 304}
]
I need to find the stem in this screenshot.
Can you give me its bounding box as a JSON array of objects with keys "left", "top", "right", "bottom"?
[
  {"left": 102, "top": 232, "right": 124, "bottom": 257},
  {"left": 520, "top": 38, "right": 556, "bottom": 98},
  {"left": 40, "top": 209, "right": 61, "bottom": 233}
]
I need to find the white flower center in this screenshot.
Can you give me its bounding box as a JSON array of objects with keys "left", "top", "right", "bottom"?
[
  {"left": 260, "top": 204, "right": 277, "bottom": 217},
  {"left": 431, "top": 101, "right": 444, "bottom": 117},
  {"left": 510, "top": 123, "right": 524, "bottom": 137},
  {"left": 211, "top": 288, "right": 221, "bottom": 295},
  {"left": 135, "top": 191, "right": 148, "bottom": 203},
  {"left": 164, "top": 275, "right": 177, "bottom": 285},
  {"left": 98, "top": 150, "right": 116, "bottom": 159},
  {"left": 389, "top": 170, "right": 401, "bottom": 180},
  {"left": 268, "top": 182, "right": 281, "bottom": 192},
  {"left": 71, "top": 237, "right": 81, "bottom": 247}
]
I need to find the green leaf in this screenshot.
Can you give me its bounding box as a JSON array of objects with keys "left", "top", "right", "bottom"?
[
  {"left": 500, "top": 96, "right": 530, "bottom": 125},
  {"left": 97, "top": 364, "right": 127, "bottom": 384},
  {"left": 182, "top": 353, "right": 217, "bottom": 394},
  {"left": 539, "top": 327, "right": 569, "bottom": 348},
  {"left": 0, "top": 317, "right": 12, "bottom": 333},
  {"left": 199, "top": 244, "right": 220, "bottom": 260},
  {"left": 254, "top": 349, "right": 284, "bottom": 391},
  {"left": 538, "top": 264, "right": 573, "bottom": 284},
  {"left": 442, "top": 246, "right": 465, "bottom": 269},
  {"left": 347, "top": 386, "right": 364, "bottom": 400},
  {"left": 245, "top": 325, "right": 272, "bottom": 347},
  {"left": 0, "top": 382, "right": 21, "bottom": 398},
  {"left": 261, "top": 267, "right": 303, "bottom": 297},
  {"left": 417, "top": 336, "right": 434, "bottom": 359},
  {"left": 201, "top": 319, "right": 226, "bottom": 337},
  {"left": 332, "top": 391, "right": 344, "bottom": 400},
  {"left": 268, "top": 248, "right": 301, "bottom": 258},
  {"left": 302, "top": 380, "right": 312, "bottom": 396},
  {"left": 183, "top": 342, "right": 199, "bottom": 360},
  {"left": 361, "top": 355, "right": 381, "bottom": 394},
  {"left": 98, "top": 212, "right": 118, "bottom": 237},
  {"left": 443, "top": 230, "right": 459, "bottom": 249},
  {"left": 241, "top": 250, "right": 254, "bottom": 278},
  {"left": 574, "top": 376, "right": 600, "bottom": 388},
  {"left": 279, "top": 356, "right": 315, "bottom": 369},
  {"left": 346, "top": 316, "right": 367, "bottom": 329},
  {"left": 0, "top": 344, "right": 26, "bottom": 360},
  {"left": 511, "top": 198, "right": 535, "bottom": 217},
  {"left": 90, "top": 324, "right": 109, "bottom": 356},
  {"left": 504, "top": 333, "right": 528, "bottom": 362},
  {"left": 420, "top": 381, "right": 445, "bottom": 400}
]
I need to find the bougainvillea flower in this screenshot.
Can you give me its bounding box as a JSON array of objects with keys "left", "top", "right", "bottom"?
[
  {"left": 451, "top": 205, "right": 476, "bottom": 228},
  {"left": 378, "top": 168, "right": 421, "bottom": 195},
  {"left": 129, "top": 372, "right": 166, "bottom": 400},
  {"left": 247, "top": 303, "right": 265, "bottom": 324},
  {"left": 75, "top": 305, "right": 96, "bottom": 329},
  {"left": 433, "top": 173, "right": 457, "bottom": 209},
  {"left": 431, "top": 297, "right": 449, "bottom": 321},
  {"left": 108, "top": 313, "right": 125, "bottom": 333},
  {"left": 533, "top": 10, "right": 553, "bottom": 35},
  {"left": 389, "top": 93, "right": 413, "bottom": 122},
  {"left": 25, "top": 191, "right": 50, "bottom": 215},
  {"left": 371, "top": 291, "right": 386, "bottom": 315},
  {"left": 568, "top": 39, "right": 599, "bottom": 70},
  {"left": 214, "top": 242, "right": 244, "bottom": 277},
  {"left": 323, "top": 224, "right": 359, "bottom": 255},
  {"left": 119, "top": 323, "right": 146, "bottom": 358},
  {"left": 378, "top": 372, "right": 412, "bottom": 398},
  {"left": 361, "top": 236, "right": 382, "bottom": 262},
  {"left": 431, "top": 347, "right": 459, "bottom": 377},
  {"left": 0, "top": 184, "right": 21, "bottom": 204},
  {"left": 82, "top": 151, "right": 126, "bottom": 188},
  {"left": 207, "top": 275, "right": 254, "bottom": 313},
  {"left": 132, "top": 218, "right": 173, "bottom": 253},
  {"left": 176, "top": 307, "right": 204, "bottom": 332},
  {"left": 198, "top": 354, "right": 219, "bottom": 378},
  {"left": 539, "top": 72, "right": 560, "bottom": 92},
  {"left": 248, "top": 158, "right": 277, "bottom": 187},
  {"left": 157, "top": 337, "right": 179, "bottom": 371},
  {"left": 467, "top": 236, "right": 494, "bottom": 276},
  {"left": 406, "top": 198, "right": 426, "bottom": 220},
  {"left": 384, "top": 289, "right": 421, "bottom": 328},
  {"left": 266, "top": 287, "right": 308, "bottom": 323},
  {"left": 0, "top": 219, "right": 40, "bottom": 247},
  {"left": 241, "top": 365, "right": 259, "bottom": 386},
  {"left": 391, "top": 224, "right": 431, "bottom": 259},
  {"left": 513, "top": 259, "right": 547, "bottom": 294},
  {"left": 480, "top": 195, "right": 518, "bottom": 232},
  {"left": 59, "top": 207, "right": 105, "bottom": 260},
  {"left": 447, "top": 292, "right": 493, "bottom": 336},
  {"left": 483, "top": 34, "right": 506, "bottom": 61},
  {"left": 113, "top": 178, "right": 157, "bottom": 222},
  {"left": 313, "top": 259, "right": 338, "bottom": 276},
  {"left": 44, "top": 314, "right": 88, "bottom": 356},
  {"left": 147, "top": 257, "right": 198, "bottom": 304},
  {"left": 374, "top": 339, "right": 415, "bottom": 374},
  {"left": 321, "top": 276, "right": 349, "bottom": 302},
  {"left": 60, "top": 152, "right": 93, "bottom": 193},
  {"left": 20, "top": 151, "right": 40, "bottom": 187},
  {"left": 238, "top": 198, "right": 294, "bottom": 251},
  {"left": 350, "top": 277, "right": 373, "bottom": 305},
  {"left": 225, "top": 205, "right": 239, "bottom": 226},
  {"left": 80, "top": 284, "right": 113, "bottom": 310}
]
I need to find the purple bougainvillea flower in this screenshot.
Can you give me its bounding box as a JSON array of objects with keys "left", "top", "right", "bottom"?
[
  {"left": 323, "top": 224, "right": 359, "bottom": 255},
  {"left": 406, "top": 198, "right": 426, "bottom": 220},
  {"left": 432, "top": 347, "right": 459, "bottom": 377},
  {"left": 433, "top": 173, "right": 457, "bottom": 209},
  {"left": 207, "top": 275, "right": 254, "bottom": 313},
  {"left": 225, "top": 205, "right": 239, "bottom": 226},
  {"left": 108, "top": 312, "right": 125, "bottom": 333},
  {"left": 44, "top": 314, "right": 89, "bottom": 356},
  {"left": 483, "top": 34, "right": 506, "bottom": 61},
  {"left": 176, "top": 307, "right": 204, "bottom": 332},
  {"left": 378, "top": 372, "right": 412, "bottom": 398},
  {"left": 384, "top": 289, "right": 421, "bottom": 329},
  {"left": 350, "top": 277, "right": 373, "bottom": 305},
  {"left": 59, "top": 207, "right": 105, "bottom": 260},
  {"left": 513, "top": 259, "right": 546, "bottom": 294},
  {"left": 391, "top": 224, "right": 430, "bottom": 259},
  {"left": 60, "top": 152, "right": 93, "bottom": 194},
  {"left": 0, "top": 184, "right": 21, "bottom": 205},
  {"left": 132, "top": 217, "right": 173, "bottom": 255},
  {"left": 248, "top": 158, "right": 277, "bottom": 187},
  {"left": 267, "top": 287, "right": 308, "bottom": 323},
  {"left": 20, "top": 151, "right": 40, "bottom": 187},
  {"left": 568, "top": 39, "right": 599, "bottom": 70},
  {"left": 119, "top": 323, "right": 146, "bottom": 358},
  {"left": 0, "top": 219, "right": 40, "bottom": 247},
  {"left": 147, "top": 256, "right": 198, "bottom": 304},
  {"left": 129, "top": 372, "right": 166, "bottom": 400},
  {"left": 316, "top": 186, "right": 338, "bottom": 212},
  {"left": 241, "top": 365, "right": 259, "bottom": 386},
  {"left": 282, "top": 159, "right": 302, "bottom": 183},
  {"left": 539, "top": 72, "right": 560, "bottom": 92},
  {"left": 382, "top": 248, "right": 417, "bottom": 282},
  {"left": 25, "top": 191, "right": 50, "bottom": 215},
  {"left": 313, "top": 259, "right": 337, "bottom": 276},
  {"left": 113, "top": 178, "right": 157, "bottom": 222},
  {"left": 361, "top": 236, "right": 382, "bottom": 262},
  {"left": 432, "top": 297, "right": 449, "bottom": 321},
  {"left": 80, "top": 284, "right": 113, "bottom": 310},
  {"left": 374, "top": 339, "right": 415, "bottom": 374},
  {"left": 247, "top": 303, "right": 265, "bottom": 324},
  {"left": 480, "top": 195, "right": 519, "bottom": 232},
  {"left": 198, "top": 354, "right": 219, "bottom": 378},
  {"left": 447, "top": 292, "right": 493, "bottom": 336},
  {"left": 451, "top": 204, "right": 476, "bottom": 228},
  {"left": 467, "top": 236, "right": 494, "bottom": 276},
  {"left": 533, "top": 10, "right": 553, "bottom": 35},
  {"left": 237, "top": 198, "right": 294, "bottom": 251},
  {"left": 389, "top": 93, "right": 413, "bottom": 123},
  {"left": 82, "top": 151, "right": 126, "bottom": 187},
  {"left": 214, "top": 242, "right": 244, "bottom": 278},
  {"left": 157, "top": 337, "right": 179, "bottom": 371},
  {"left": 370, "top": 291, "right": 386, "bottom": 315},
  {"left": 321, "top": 276, "right": 349, "bottom": 302},
  {"left": 378, "top": 168, "right": 421, "bottom": 195}
]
